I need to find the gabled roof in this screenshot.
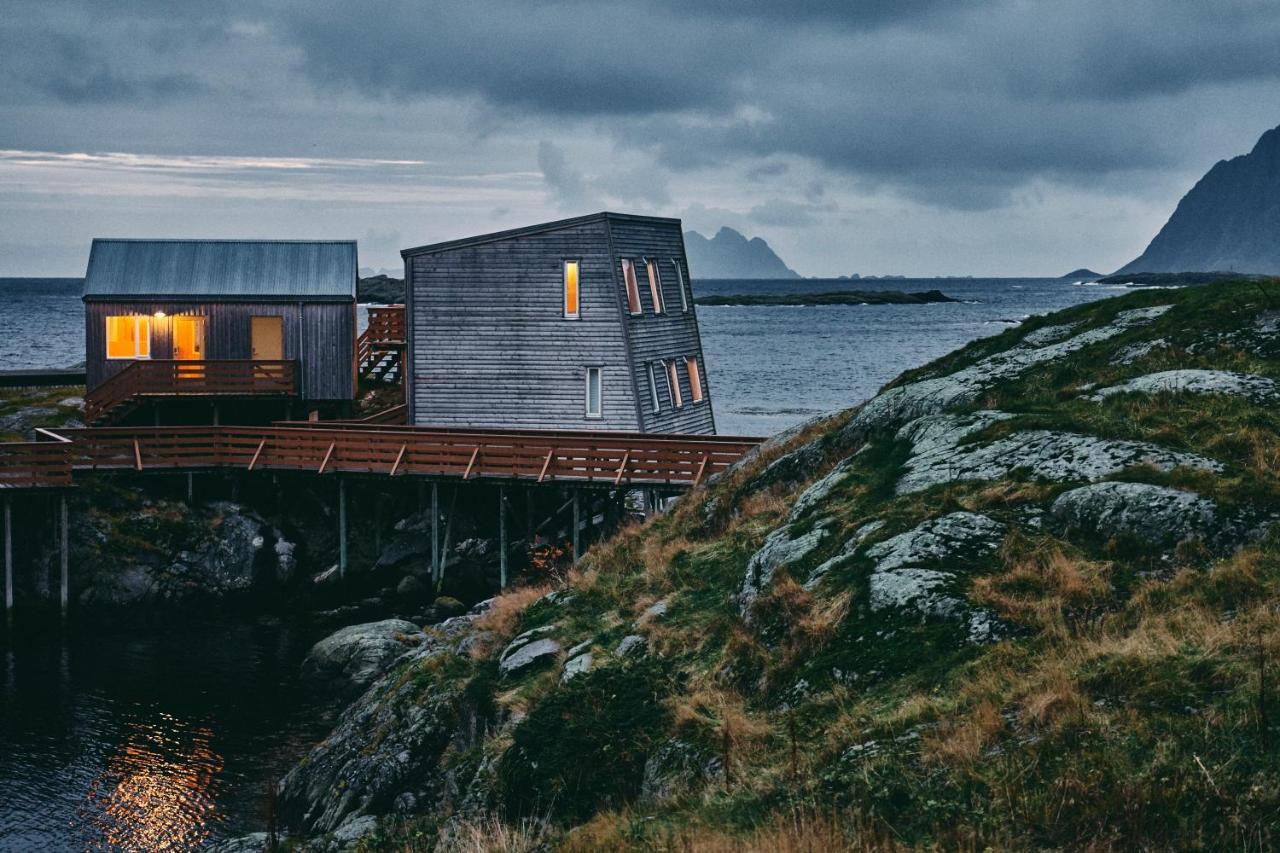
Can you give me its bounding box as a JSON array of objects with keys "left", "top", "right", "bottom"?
[
  {"left": 401, "top": 212, "right": 681, "bottom": 258},
  {"left": 84, "top": 239, "right": 357, "bottom": 301}
]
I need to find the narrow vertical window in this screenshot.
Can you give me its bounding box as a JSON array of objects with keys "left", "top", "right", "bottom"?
[
  {"left": 672, "top": 259, "right": 688, "bottom": 312},
  {"left": 646, "top": 259, "right": 665, "bottom": 313},
  {"left": 667, "top": 360, "right": 683, "bottom": 408},
  {"left": 647, "top": 362, "right": 661, "bottom": 411},
  {"left": 106, "top": 315, "right": 151, "bottom": 359},
  {"left": 585, "top": 366, "right": 602, "bottom": 418},
  {"left": 563, "top": 260, "right": 580, "bottom": 319},
  {"left": 686, "top": 356, "right": 704, "bottom": 402},
  {"left": 621, "top": 259, "right": 642, "bottom": 315}
]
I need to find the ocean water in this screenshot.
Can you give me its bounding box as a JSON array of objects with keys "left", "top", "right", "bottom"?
[{"left": 0, "top": 276, "right": 1121, "bottom": 435}]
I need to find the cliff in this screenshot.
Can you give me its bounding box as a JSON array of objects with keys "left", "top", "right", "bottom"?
[
  {"left": 1117, "top": 125, "right": 1280, "bottom": 274},
  {"left": 271, "top": 280, "right": 1280, "bottom": 850},
  {"left": 683, "top": 227, "right": 800, "bottom": 279}
]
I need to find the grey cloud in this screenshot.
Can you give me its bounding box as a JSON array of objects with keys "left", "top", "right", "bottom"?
[{"left": 747, "top": 198, "right": 837, "bottom": 228}]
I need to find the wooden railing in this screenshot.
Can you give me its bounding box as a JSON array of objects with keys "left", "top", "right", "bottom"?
[
  {"left": 85, "top": 360, "right": 298, "bottom": 424},
  {"left": 50, "top": 424, "right": 759, "bottom": 487},
  {"left": 0, "top": 431, "right": 72, "bottom": 489},
  {"left": 357, "top": 306, "right": 406, "bottom": 381}
]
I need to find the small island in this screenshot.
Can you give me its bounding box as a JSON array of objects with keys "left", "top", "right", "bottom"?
[
  {"left": 694, "top": 288, "right": 959, "bottom": 306},
  {"left": 1094, "top": 270, "right": 1271, "bottom": 287}
]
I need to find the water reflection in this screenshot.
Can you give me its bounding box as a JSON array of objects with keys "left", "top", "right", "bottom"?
[{"left": 80, "top": 714, "right": 224, "bottom": 851}]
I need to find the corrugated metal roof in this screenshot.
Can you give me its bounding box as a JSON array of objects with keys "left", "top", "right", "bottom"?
[{"left": 84, "top": 239, "right": 357, "bottom": 300}]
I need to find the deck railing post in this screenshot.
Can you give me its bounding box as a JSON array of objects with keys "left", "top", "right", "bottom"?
[
  {"left": 338, "top": 478, "right": 348, "bottom": 578},
  {"left": 572, "top": 490, "right": 581, "bottom": 563},
  {"left": 59, "top": 495, "right": 68, "bottom": 618},
  {"left": 431, "top": 483, "right": 439, "bottom": 583},
  {"left": 499, "top": 486, "right": 508, "bottom": 588},
  {"left": 4, "top": 496, "right": 12, "bottom": 617}
]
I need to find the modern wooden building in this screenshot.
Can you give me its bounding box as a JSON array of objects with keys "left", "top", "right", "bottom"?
[
  {"left": 401, "top": 213, "right": 716, "bottom": 433},
  {"left": 82, "top": 239, "right": 357, "bottom": 424}
]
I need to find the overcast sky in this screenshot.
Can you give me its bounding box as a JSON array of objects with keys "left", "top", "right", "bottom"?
[{"left": 3, "top": 0, "right": 1278, "bottom": 278}]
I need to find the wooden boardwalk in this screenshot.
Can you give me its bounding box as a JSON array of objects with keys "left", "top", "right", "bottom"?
[{"left": 0, "top": 422, "right": 760, "bottom": 490}]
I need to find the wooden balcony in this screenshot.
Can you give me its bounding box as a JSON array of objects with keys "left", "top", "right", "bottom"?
[{"left": 85, "top": 359, "right": 298, "bottom": 424}]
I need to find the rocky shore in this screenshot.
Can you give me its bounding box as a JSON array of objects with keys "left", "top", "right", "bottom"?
[{"left": 694, "top": 288, "right": 958, "bottom": 306}]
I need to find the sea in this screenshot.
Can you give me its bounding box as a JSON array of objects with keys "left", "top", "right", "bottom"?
[
  {"left": 0, "top": 275, "right": 1123, "bottom": 435},
  {"left": 0, "top": 274, "right": 1126, "bottom": 847}
]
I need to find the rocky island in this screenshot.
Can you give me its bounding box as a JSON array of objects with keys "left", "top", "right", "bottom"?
[
  {"left": 695, "top": 289, "right": 958, "bottom": 306},
  {"left": 234, "top": 279, "right": 1280, "bottom": 849}
]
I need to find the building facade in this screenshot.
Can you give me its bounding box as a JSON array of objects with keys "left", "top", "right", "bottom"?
[{"left": 401, "top": 213, "right": 716, "bottom": 433}]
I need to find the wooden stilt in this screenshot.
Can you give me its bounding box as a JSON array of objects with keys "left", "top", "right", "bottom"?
[
  {"left": 59, "top": 495, "right": 68, "bottom": 617},
  {"left": 572, "top": 490, "right": 581, "bottom": 563},
  {"left": 186, "top": 472, "right": 194, "bottom": 504},
  {"left": 438, "top": 487, "right": 458, "bottom": 586},
  {"left": 338, "top": 478, "right": 348, "bottom": 578},
  {"left": 431, "top": 483, "right": 439, "bottom": 582},
  {"left": 212, "top": 403, "right": 220, "bottom": 426},
  {"left": 4, "top": 496, "right": 12, "bottom": 616},
  {"left": 499, "top": 486, "right": 508, "bottom": 588}
]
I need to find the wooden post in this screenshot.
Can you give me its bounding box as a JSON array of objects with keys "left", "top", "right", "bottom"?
[
  {"left": 60, "top": 495, "right": 68, "bottom": 617},
  {"left": 338, "top": 478, "right": 348, "bottom": 578},
  {"left": 4, "top": 497, "right": 11, "bottom": 617},
  {"left": 499, "top": 487, "right": 508, "bottom": 588},
  {"left": 212, "top": 403, "right": 220, "bottom": 426},
  {"left": 431, "top": 483, "right": 439, "bottom": 582},
  {"left": 438, "top": 487, "right": 458, "bottom": 586},
  {"left": 186, "top": 472, "right": 194, "bottom": 504},
  {"left": 572, "top": 490, "right": 581, "bottom": 563}
]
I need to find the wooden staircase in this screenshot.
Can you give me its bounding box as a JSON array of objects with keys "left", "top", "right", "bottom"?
[
  {"left": 84, "top": 360, "right": 298, "bottom": 425},
  {"left": 358, "top": 305, "right": 406, "bottom": 384}
]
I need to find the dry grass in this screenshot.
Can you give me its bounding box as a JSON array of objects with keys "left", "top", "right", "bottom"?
[
  {"left": 469, "top": 582, "right": 554, "bottom": 658},
  {"left": 921, "top": 700, "right": 1004, "bottom": 765},
  {"left": 972, "top": 541, "right": 1111, "bottom": 637}
]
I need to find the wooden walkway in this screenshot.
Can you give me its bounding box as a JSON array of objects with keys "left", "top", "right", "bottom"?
[{"left": 0, "top": 422, "right": 760, "bottom": 490}]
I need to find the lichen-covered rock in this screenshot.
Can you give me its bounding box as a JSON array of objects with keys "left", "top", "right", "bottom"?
[
  {"left": 1110, "top": 337, "right": 1169, "bottom": 365},
  {"left": 498, "top": 637, "right": 561, "bottom": 678},
  {"left": 805, "top": 520, "right": 886, "bottom": 590},
  {"left": 302, "top": 619, "right": 425, "bottom": 697},
  {"left": 1088, "top": 369, "right": 1280, "bottom": 402},
  {"left": 737, "top": 523, "right": 830, "bottom": 617},
  {"left": 788, "top": 451, "right": 861, "bottom": 521},
  {"left": 616, "top": 634, "right": 647, "bottom": 658},
  {"left": 896, "top": 413, "right": 1220, "bottom": 494},
  {"left": 1049, "top": 482, "right": 1220, "bottom": 549},
  {"left": 1022, "top": 322, "right": 1080, "bottom": 346},
  {"left": 840, "top": 305, "right": 1172, "bottom": 439},
  {"left": 865, "top": 512, "right": 1006, "bottom": 573},
  {"left": 561, "top": 651, "right": 593, "bottom": 683}
]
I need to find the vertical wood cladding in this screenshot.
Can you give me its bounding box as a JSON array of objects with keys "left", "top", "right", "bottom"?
[
  {"left": 84, "top": 300, "right": 354, "bottom": 401},
  {"left": 404, "top": 213, "right": 717, "bottom": 434}
]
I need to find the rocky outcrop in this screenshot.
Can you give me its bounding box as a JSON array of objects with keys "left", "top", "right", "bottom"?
[
  {"left": 1088, "top": 369, "right": 1280, "bottom": 403},
  {"left": 302, "top": 619, "right": 425, "bottom": 697},
  {"left": 1049, "top": 482, "right": 1220, "bottom": 551},
  {"left": 737, "top": 522, "right": 830, "bottom": 617}
]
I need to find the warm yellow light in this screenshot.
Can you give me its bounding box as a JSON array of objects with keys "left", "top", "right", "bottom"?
[{"left": 154, "top": 311, "right": 166, "bottom": 319}]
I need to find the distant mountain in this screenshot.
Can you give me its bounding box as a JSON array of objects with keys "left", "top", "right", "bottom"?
[
  {"left": 1116, "top": 125, "right": 1280, "bottom": 275},
  {"left": 683, "top": 227, "right": 800, "bottom": 279},
  {"left": 1061, "top": 268, "right": 1102, "bottom": 279}
]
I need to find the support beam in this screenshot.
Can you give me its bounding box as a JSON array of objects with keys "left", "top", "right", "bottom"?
[
  {"left": 437, "top": 487, "right": 459, "bottom": 586},
  {"left": 338, "top": 478, "right": 348, "bottom": 578},
  {"left": 60, "top": 495, "right": 68, "bottom": 617},
  {"left": 431, "top": 483, "right": 439, "bottom": 582},
  {"left": 186, "top": 472, "right": 194, "bottom": 504},
  {"left": 499, "top": 487, "right": 508, "bottom": 588},
  {"left": 572, "top": 490, "right": 581, "bottom": 563},
  {"left": 4, "top": 497, "right": 11, "bottom": 617},
  {"left": 248, "top": 438, "right": 267, "bottom": 471}
]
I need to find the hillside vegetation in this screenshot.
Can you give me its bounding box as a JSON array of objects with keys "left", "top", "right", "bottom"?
[{"left": 277, "top": 280, "right": 1280, "bottom": 851}]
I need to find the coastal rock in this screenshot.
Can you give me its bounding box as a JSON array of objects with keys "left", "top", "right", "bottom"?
[
  {"left": 805, "top": 519, "right": 886, "bottom": 590},
  {"left": 737, "top": 523, "right": 830, "bottom": 617},
  {"left": 1110, "top": 338, "right": 1169, "bottom": 365},
  {"left": 1088, "top": 369, "right": 1280, "bottom": 402},
  {"left": 745, "top": 435, "right": 829, "bottom": 492},
  {"left": 1049, "top": 482, "right": 1220, "bottom": 550},
  {"left": 302, "top": 619, "right": 425, "bottom": 697},
  {"left": 1022, "top": 322, "right": 1081, "bottom": 346},
  {"left": 561, "top": 651, "right": 593, "bottom": 683},
  {"left": 498, "top": 637, "right": 561, "bottom": 678},
  {"left": 788, "top": 452, "right": 860, "bottom": 521},
  {"left": 896, "top": 412, "right": 1220, "bottom": 494},
  {"left": 202, "top": 833, "right": 274, "bottom": 852},
  {"left": 865, "top": 512, "right": 1006, "bottom": 573},
  {"left": 616, "top": 634, "right": 647, "bottom": 658},
  {"left": 840, "top": 305, "right": 1172, "bottom": 439}
]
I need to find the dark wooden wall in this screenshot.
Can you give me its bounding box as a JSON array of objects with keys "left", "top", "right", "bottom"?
[
  {"left": 84, "top": 300, "right": 354, "bottom": 401},
  {"left": 407, "top": 219, "right": 638, "bottom": 429},
  {"left": 607, "top": 218, "right": 717, "bottom": 434}
]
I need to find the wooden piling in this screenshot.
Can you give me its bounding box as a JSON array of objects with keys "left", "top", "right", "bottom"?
[
  {"left": 338, "top": 478, "right": 348, "bottom": 578},
  {"left": 499, "top": 486, "right": 508, "bottom": 588},
  {"left": 4, "top": 496, "right": 11, "bottom": 616},
  {"left": 431, "top": 483, "right": 439, "bottom": 582},
  {"left": 59, "top": 495, "right": 68, "bottom": 617},
  {"left": 572, "top": 490, "right": 581, "bottom": 563}
]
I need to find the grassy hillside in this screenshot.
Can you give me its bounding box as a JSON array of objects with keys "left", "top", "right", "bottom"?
[{"left": 289, "top": 280, "right": 1280, "bottom": 851}]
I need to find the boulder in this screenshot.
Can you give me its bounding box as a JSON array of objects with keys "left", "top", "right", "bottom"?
[
  {"left": 1088, "top": 369, "right": 1280, "bottom": 403},
  {"left": 737, "top": 523, "right": 830, "bottom": 617},
  {"left": 1049, "top": 482, "right": 1219, "bottom": 549},
  {"left": 302, "top": 619, "right": 424, "bottom": 696},
  {"left": 561, "top": 651, "right": 593, "bottom": 683},
  {"left": 498, "top": 637, "right": 561, "bottom": 678},
  {"left": 616, "top": 634, "right": 647, "bottom": 657},
  {"left": 395, "top": 574, "right": 429, "bottom": 606},
  {"left": 787, "top": 451, "right": 861, "bottom": 521}
]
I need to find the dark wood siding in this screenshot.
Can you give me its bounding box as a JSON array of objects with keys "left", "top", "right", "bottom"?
[
  {"left": 606, "top": 219, "right": 717, "bottom": 435},
  {"left": 408, "top": 220, "right": 640, "bottom": 429},
  {"left": 85, "top": 300, "right": 354, "bottom": 401}
]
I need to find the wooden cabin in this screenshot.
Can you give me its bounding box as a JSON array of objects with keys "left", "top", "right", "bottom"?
[
  {"left": 82, "top": 239, "right": 357, "bottom": 424},
  {"left": 401, "top": 212, "right": 716, "bottom": 433}
]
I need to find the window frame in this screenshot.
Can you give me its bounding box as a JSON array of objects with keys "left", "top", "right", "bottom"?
[
  {"left": 686, "top": 355, "right": 704, "bottom": 403},
  {"left": 584, "top": 366, "right": 603, "bottom": 419},
  {"left": 645, "top": 258, "right": 665, "bottom": 314},
  {"left": 666, "top": 359, "right": 683, "bottom": 408},
  {"left": 647, "top": 362, "right": 662, "bottom": 412},
  {"left": 563, "top": 259, "right": 581, "bottom": 320},
  {"left": 621, "top": 259, "right": 642, "bottom": 315},
  {"left": 105, "top": 314, "right": 152, "bottom": 360},
  {"left": 672, "top": 259, "right": 688, "bottom": 312}
]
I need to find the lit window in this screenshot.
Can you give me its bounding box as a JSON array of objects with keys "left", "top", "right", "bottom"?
[
  {"left": 563, "top": 260, "right": 580, "bottom": 319},
  {"left": 667, "top": 360, "right": 683, "bottom": 408},
  {"left": 647, "top": 362, "right": 661, "bottom": 411},
  {"left": 621, "top": 259, "right": 642, "bottom": 315},
  {"left": 686, "top": 356, "right": 704, "bottom": 402},
  {"left": 673, "top": 259, "right": 688, "bottom": 312},
  {"left": 106, "top": 315, "right": 151, "bottom": 359},
  {"left": 646, "top": 259, "right": 665, "bottom": 313},
  {"left": 585, "top": 366, "right": 602, "bottom": 418}
]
